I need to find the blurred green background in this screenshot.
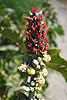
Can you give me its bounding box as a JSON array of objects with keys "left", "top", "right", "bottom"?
[{"left": 0, "top": 0, "right": 64, "bottom": 99}]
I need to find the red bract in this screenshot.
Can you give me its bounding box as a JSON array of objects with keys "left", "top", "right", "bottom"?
[
  {"left": 32, "top": 8, "right": 36, "bottom": 13},
  {"left": 40, "top": 14, "right": 43, "bottom": 17},
  {"left": 43, "top": 24, "right": 47, "bottom": 29},
  {"left": 38, "top": 22, "right": 41, "bottom": 26},
  {"left": 45, "top": 37, "right": 49, "bottom": 43},
  {"left": 46, "top": 28, "right": 49, "bottom": 32},
  {"left": 33, "top": 48, "right": 37, "bottom": 52},
  {"left": 33, "top": 39, "right": 38, "bottom": 43},
  {"left": 37, "top": 16, "right": 41, "bottom": 20},
  {"left": 42, "top": 33, "right": 46, "bottom": 39},
  {"left": 31, "top": 19, "right": 33, "bottom": 23},
  {"left": 29, "top": 30, "right": 31, "bottom": 33},
  {"left": 28, "top": 44, "right": 32, "bottom": 48},
  {"left": 25, "top": 15, "right": 28, "bottom": 20},
  {"left": 42, "top": 32, "right": 46, "bottom": 39},
  {"left": 38, "top": 48, "right": 42, "bottom": 53},
  {"left": 27, "top": 35, "right": 30, "bottom": 40},
  {"left": 32, "top": 25, "right": 37, "bottom": 31},
  {"left": 25, "top": 26, "right": 29, "bottom": 30},
  {"left": 37, "top": 33, "right": 42, "bottom": 38},
  {"left": 26, "top": 31, "right": 29, "bottom": 34},
  {"left": 40, "top": 43, "right": 45, "bottom": 48},
  {"left": 45, "top": 45, "right": 49, "bottom": 50}
]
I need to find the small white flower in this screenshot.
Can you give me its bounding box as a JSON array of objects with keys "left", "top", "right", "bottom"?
[
  {"left": 40, "top": 61, "right": 45, "bottom": 66},
  {"left": 38, "top": 57, "right": 42, "bottom": 62},
  {"left": 31, "top": 81, "right": 35, "bottom": 86},
  {"left": 35, "top": 74, "right": 45, "bottom": 85},
  {"left": 37, "top": 93, "right": 41, "bottom": 98},
  {"left": 18, "top": 63, "right": 27, "bottom": 72},
  {"left": 42, "top": 51, "right": 51, "bottom": 62},
  {"left": 23, "top": 86, "right": 30, "bottom": 91},
  {"left": 43, "top": 54, "right": 51, "bottom": 62},
  {"left": 47, "top": 55, "right": 51, "bottom": 62},
  {"left": 41, "top": 68, "right": 48, "bottom": 77},
  {"left": 31, "top": 98, "right": 33, "bottom": 100},
  {"left": 27, "top": 67, "right": 35, "bottom": 75},
  {"left": 35, "top": 84, "right": 42, "bottom": 92},
  {"left": 30, "top": 87, "right": 34, "bottom": 92},
  {"left": 33, "top": 59, "right": 39, "bottom": 66},
  {"left": 36, "top": 65, "right": 40, "bottom": 69}
]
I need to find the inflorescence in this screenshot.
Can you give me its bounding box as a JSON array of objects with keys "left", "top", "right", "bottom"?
[
  {"left": 18, "top": 8, "right": 51, "bottom": 100},
  {"left": 25, "top": 8, "right": 49, "bottom": 55}
]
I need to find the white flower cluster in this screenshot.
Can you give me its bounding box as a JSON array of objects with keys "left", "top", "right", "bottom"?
[
  {"left": 27, "top": 67, "right": 35, "bottom": 75},
  {"left": 31, "top": 51, "right": 51, "bottom": 97},
  {"left": 18, "top": 51, "right": 51, "bottom": 100},
  {"left": 33, "top": 59, "right": 39, "bottom": 66},
  {"left": 42, "top": 51, "right": 51, "bottom": 62},
  {"left": 34, "top": 74, "right": 45, "bottom": 85},
  {"left": 34, "top": 92, "right": 45, "bottom": 100},
  {"left": 32, "top": 51, "right": 51, "bottom": 69},
  {"left": 18, "top": 63, "right": 27, "bottom": 72},
  {"left": 18, "top": 64, "right": 35, "bottom": 75},
  {"left": 41, "top": 68, "right": 48, "bottom": 77},
  {"left": 35, "top": 83, "right": 42, "bottom": 92}
]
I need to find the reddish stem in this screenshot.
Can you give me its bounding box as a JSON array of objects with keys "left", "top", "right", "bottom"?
[
  {"left": 0, "top": 69, "right": 8, "bottom": 77},
  {"left": 24, "top": 76, "right": 31, "bottom": 95},
  {"left": 26, "top": 76, "right": 31, "bottom": 83},
  {"left": 2, "top": 34, "right": 27, "bottom": 53}
]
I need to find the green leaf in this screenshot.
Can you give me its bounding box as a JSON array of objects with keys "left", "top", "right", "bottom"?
[
  {"left": 0, "top": 27, "right": 27, "bottom": 53},
  {"left": 7, "top": 88, "right": 15, "bottom": 98},
  {"left": 55, "top": 25, "right": 64, "bottom": 36},
  {"left": 6, "top": 82, "right": 14, "bottom": 87},
  {"left": 0, "top": 45, "right": 19, "bottom": 51},
  {"left": 46, "top": 49, "right": 67, "bottom": 82}
]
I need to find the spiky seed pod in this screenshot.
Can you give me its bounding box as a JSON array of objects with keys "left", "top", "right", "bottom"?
[{"left": 25, "top": 8, "right": 49, "bottom": 55}]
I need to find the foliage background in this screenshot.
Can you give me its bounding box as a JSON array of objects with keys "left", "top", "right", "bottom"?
[{"left": 0, "top": 0, "right": 66, "bottom": 100}]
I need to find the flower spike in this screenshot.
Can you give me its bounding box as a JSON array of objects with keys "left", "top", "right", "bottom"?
[
  {"left": 18, "top": 8, "right": 51, "bottom": 100},
  {"left": 25, "top": 8, "right": 49, "bottom": 55}
]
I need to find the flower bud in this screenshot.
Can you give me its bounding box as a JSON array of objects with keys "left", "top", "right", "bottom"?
[
  {"left": 35, "top": 74, "right": 45, "bottom": 85},
  {"left": 23, "top": 86, "right": 30, "bottom": 91},
  {"left": 31, "top": 81, "right": 35, "bottom": 86},
  {"left": 41, "top": 68, "right": 48, "bottom": 77},
  {"left": 40, "top": 61, "right": 45, "bottom": 67},
  {"left": 36, "top": 65, "right": 40, "bottom": 69},
  {"left": 38, "top": 57, "right": 42, "bottom": 62},
  {"left": 30, "top": 87, "right": 34, "bottom": 92},
  {"left": 47, "top": 55, "right": 51, "bottom": 62},
  {"left": 43, "top": 54, "right": 51, "bottom": 62},
  {"left": 27, "top": 67, "right": 35, "bottom": 75},
  {"left": 33, "top": 59, "right": 39, "bottom": 66},
  {"left": 35, "top": 83, "right": 42, "bottom": 92},
  {"left": 18, "top": 63, "right": 27, "bottom": 72},
  {"left": 37, "top": 93, "right": 41, "bottom": 98}
]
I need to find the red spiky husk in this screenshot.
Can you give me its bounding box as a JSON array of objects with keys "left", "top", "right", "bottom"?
[{"left": 25, "top": 8, "right": 49, "bottom": 55}]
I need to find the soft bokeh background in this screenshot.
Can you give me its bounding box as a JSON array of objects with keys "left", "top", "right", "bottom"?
[
  {"left": 0, "top": 0, "right": 67, "bottom": 100},
  {"left": 45, "top": 0, "right": 67, "bottom": 100}
]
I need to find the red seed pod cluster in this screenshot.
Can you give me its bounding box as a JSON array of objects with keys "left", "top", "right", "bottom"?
[{"left": 25, "top": 8, "right": 49, "bottom": 55}]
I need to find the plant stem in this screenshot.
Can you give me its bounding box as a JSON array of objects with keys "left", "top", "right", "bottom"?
[
  {"left": 0, "top": 69, "right": 8, "bottom": 77},
  {"left": 24, "top": 76, "right": 31, "bottom": 95}
]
